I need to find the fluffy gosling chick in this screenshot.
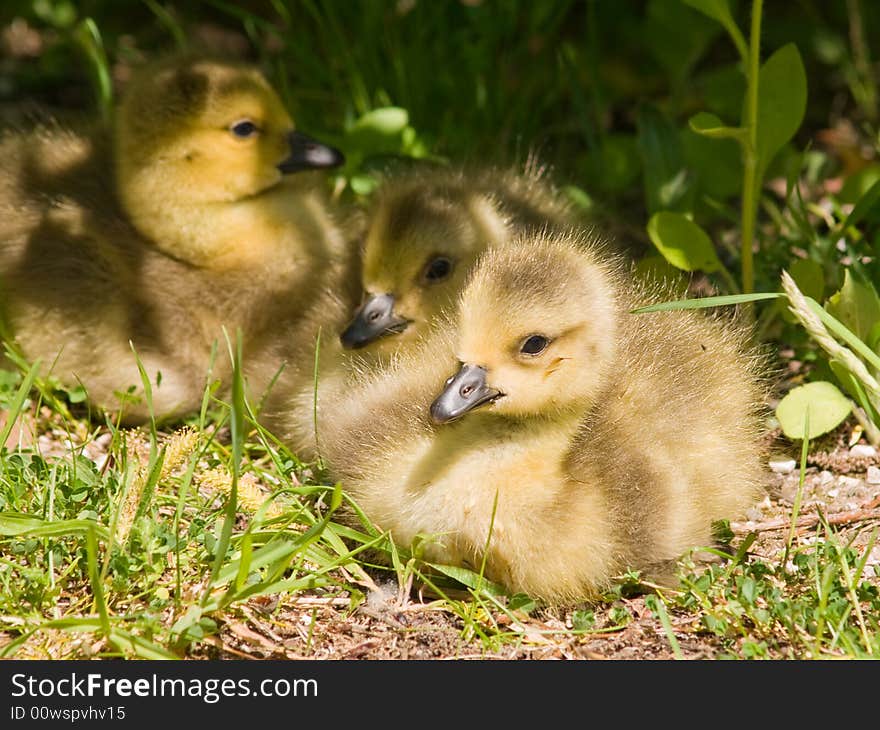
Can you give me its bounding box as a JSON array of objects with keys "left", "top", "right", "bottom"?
[
  {"left": 260, "top": 164, "right": 576, "bottom": 457},
  {"left": 0, "top": 55, "right": 347, "bottom": 422},
  {"left": 322, "top": 230, "right": 767, "bottom": 604}
]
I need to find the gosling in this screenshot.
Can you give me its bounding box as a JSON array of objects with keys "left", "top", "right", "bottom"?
[
  {"left": 321, "top": 229, "right": 767, "bottom": 604},
  {"left": 0, "top": 54, "right": 348, "bottom": 423}
]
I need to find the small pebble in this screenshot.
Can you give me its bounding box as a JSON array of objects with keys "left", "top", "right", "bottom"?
[
  {"left": 867, "top": 466, "right": 880, "bottom": 485},
  {"left": 849, "top": 444, "right": 877, "bottom": 458},
  {"left": 837, "top": 476, "right": 862, "bottom": 491},
  {"left": 769, "top": 458, "right": 796, "bottom": 474}
]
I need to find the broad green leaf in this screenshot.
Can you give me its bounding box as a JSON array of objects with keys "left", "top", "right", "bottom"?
[
  {"left": 562, "top": 185, "right": 594, "bottom": 213},
  {"left": 428, "top": 563, "right": 507, "bottom": 596},
  {"left": 681, "top": 127, "right": 742, "bottom": 200},
  {"left": 0, "top": 513, "right": 110, "bottom": 541},
  {"left": 688, "top": 112, "right": 747, "bottom": 142},
  {"left": 346, "top": 107, "right": 410, "bottom": 155},
  {"left": 788, "top": 259, "right": 825, "bottom": 302},
  {"left": 842, "top": 176, "right": 880, "bottom": 230},
  {"left": 637, "top": 104, "right": 691, "bottom": 213},
  {"left": 825, "top": 268, "right": 880, "bottom": 344},
  {"left": 632, "top": 292, "right": 781, "bottom": 314},
  {"left": 775, "top": 381, "right": 852, "bottom": 440},
  {"left": 646, "top": 211, "right": 722, "bottom": 272},
  {"left": 839, "top": 165, "right": 880, "bottom": 206},
  {"left": 756, "top": 43, "right": 807, "bottom": 176},
  {"left": 781, "top": 259, "right": 825, "bottom": 325}
]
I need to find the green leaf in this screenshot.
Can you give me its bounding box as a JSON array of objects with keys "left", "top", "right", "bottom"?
[
  {"left": 428, "top": 563, "right": 508, "bottom": 596},
  {"left": 839, "top": 165, "right": 880, "bottom": 206},
  {"left": 682, "top": 0, "right": 747, "bottom": 61},
  {"left": 637, "top": 104, "right": 691, "bottom": 213},
  {"left": 788, "top": 259, "right": 825, "bottom": 302},
  {"left": 756, "top": 44, "right": 807, "bottom": 176},
  {"left": 561, "top": 185, "right": 594, "bottom": 213},
  {"left": 680, "top": 127, "right": 743, "bottom": 200},
  {"left": 842, "top": 176, "right": 880, "bottom": 231},
  {"left": 683, "top": 0, "right": 735, "bottom": 25},
  {"left": 632, "top": 292, "right": 781, "bottom": 314},
  {"left": 775, "top": 381, "right": 852, "bottom": 440},
  {"left": 681, "top": 126, "right": 743, "bottom": 200},
  {"left": 688, "top": 112, "right": 747, "bottom": 142},
  {"left": 646, "top": 211, "right": 722, "bottom": 272},
  {"left": 346, "top": 107, "right": 412, "bottom": 157},
  {"left": 825, "top": 268, "right": 880, "bottom": 344},
  {"left": 0, "top": 513, "right": 110, "bottom": 541}
]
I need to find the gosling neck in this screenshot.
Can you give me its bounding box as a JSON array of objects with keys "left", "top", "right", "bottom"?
[{"left": 121, "top": 176, "right": 332, "bottom": 271}]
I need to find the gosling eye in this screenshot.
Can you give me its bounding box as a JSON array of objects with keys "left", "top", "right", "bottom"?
[
  {"left": 422, "top": 256, "right": 454, "bottom": 284},
  {"left": 520, "top": 334, "right": 550, "bottom": 356},
  {"left": 230, "top": 119, "right": 260, "bottom": 138}
]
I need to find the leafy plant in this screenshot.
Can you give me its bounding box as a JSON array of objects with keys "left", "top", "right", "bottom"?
[{"left": 644, "top": 0, "right": 807, "bottom": 294}]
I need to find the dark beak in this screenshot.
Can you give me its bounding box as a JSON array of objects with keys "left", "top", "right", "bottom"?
[
  {"left": 277, "top": 131, "right": 345, "bottom": 173},
  {"left": 340, "top": 293, "right": 411, "bottom": 349},
  {"left": 430, "top": 363, "right": 502, "bottom": 424}
]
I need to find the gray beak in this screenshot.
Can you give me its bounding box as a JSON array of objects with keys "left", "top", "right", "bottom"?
[
  {"left": 340, "top": 293, "right": 411, "bottom": 349},
  {"left": 430, "top": 363, "right": 502, "bottom": 424},
  {"left": 277, "top": 131, "right": 345, "bottom": 173}
]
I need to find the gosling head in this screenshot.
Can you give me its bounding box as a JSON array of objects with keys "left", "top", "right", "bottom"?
[
  {"left": 430, "top": 233, "right": 620, "bottom": 424},
  {"left": 115, "top": 56, "right": 343, "bottom": 232},
  {"left": 340, "top": 176, "right": 510, "bottom": 351}
]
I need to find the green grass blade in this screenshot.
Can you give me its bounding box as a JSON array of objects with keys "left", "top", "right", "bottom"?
[
  {"left": 783, "top": 411, "right": 810, "bottom": 569},
  {"left": 0, "top": 358, "right": 40, "bottom": 449},
  {"left": 0, "top": 513, "right": 110, "bottom": 541},
  {"left": 807, "top": 297, "right": 880, "bottom": 373},
  {"left": 72, "top": 18, "right": 113, "bottom": 122},
  {"left": 631, "top": 292, "right": 782, "bottom": 313},
  {"left": 645, "top": 593, "right": 684, "bottom": 659},
  {"left": 204, "top": 329, "right": 244, "bottom": 604},
  {"left": 142, "top": 0, "right": 187, "bottom": 49},
  {"left": 85, "top": 526, "right": 111, "bottom": 639}
]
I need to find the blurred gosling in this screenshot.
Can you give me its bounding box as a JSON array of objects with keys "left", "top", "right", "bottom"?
[{"left": 0, "top": 54, "right": 347, "bottom": 423}]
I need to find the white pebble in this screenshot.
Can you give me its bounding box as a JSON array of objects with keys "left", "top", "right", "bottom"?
[
  {"left": 837, "top": 476, "right": 862, "bottom": 491},
  {"left": 867, "top": 466, "right": 880, "bottom": 485},
  {"left": 850, "top": 444, "right": 877, "bottom": 458},
  {"left": 769, "top": 458, "right": 796, "bottom": 474}
]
